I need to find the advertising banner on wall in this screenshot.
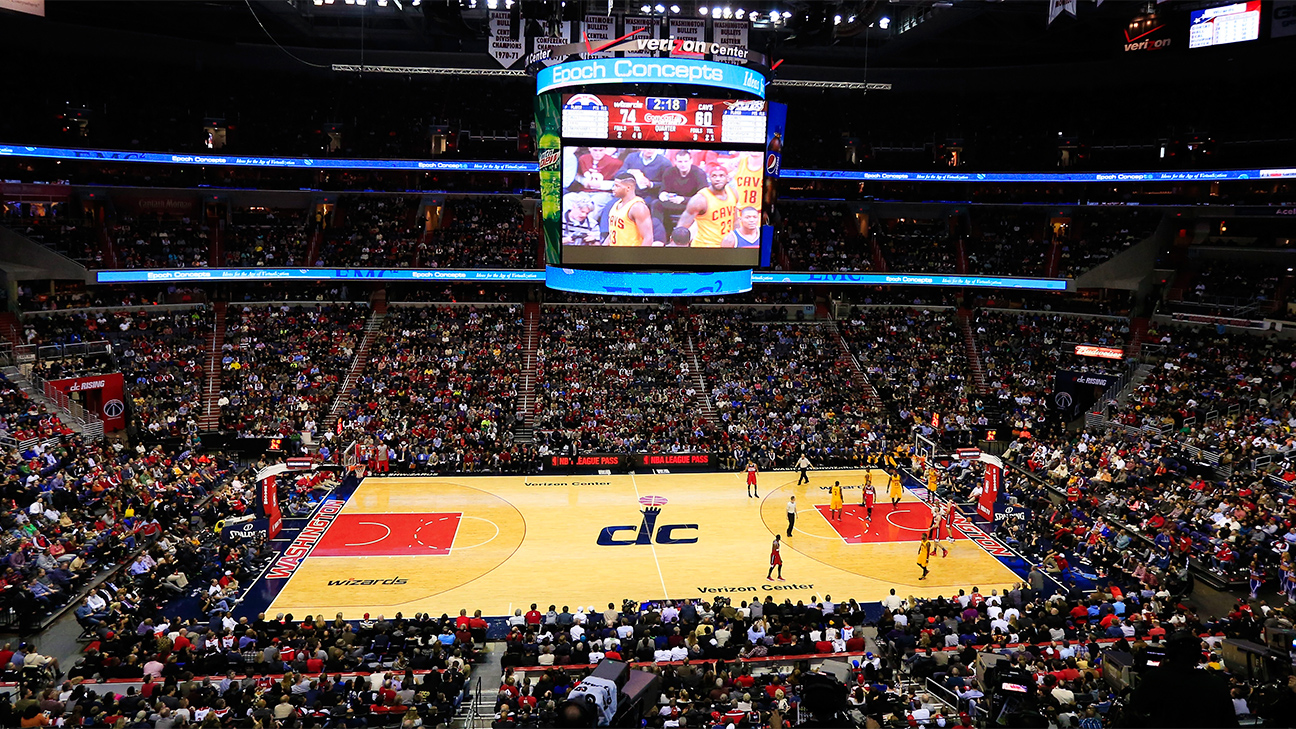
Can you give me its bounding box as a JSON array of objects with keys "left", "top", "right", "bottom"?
[
  {"left": 535, "top": 92, "right": 564, "bottom": 265},
  {"left": 977, "top": 461, "right": 1002, "bottom": 522},
  {"left": 260, "top": 475, "right": 283, "bottom": 540},
  {"left": 1052, "top": 370, "right": 1116, "bottom": 418},
  {"left": 45, "top": 373, "right": 125, "bottom": 431}
]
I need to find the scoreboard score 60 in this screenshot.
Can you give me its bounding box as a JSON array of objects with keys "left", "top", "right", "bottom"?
[{"left": 563, "top": 93, "right": 766, "bottom": 145}]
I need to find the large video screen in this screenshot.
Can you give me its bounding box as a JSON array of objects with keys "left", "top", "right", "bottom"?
[
  {"left": 1189, "top": 1, "right": 1261, "bottom": 48},
  {"left": 560, "top": 145, "right": 764, "bottom": 267},
  {"left": 562, "top": 93, "right": 767, "bottom": 145}
]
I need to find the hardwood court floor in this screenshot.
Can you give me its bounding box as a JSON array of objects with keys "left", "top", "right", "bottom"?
[{"left": 265, "top": 470, "right": 1022, "bottom": 619}]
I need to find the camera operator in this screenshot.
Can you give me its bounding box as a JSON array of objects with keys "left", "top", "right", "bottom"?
[{"left": 1127, "top": 631, "right": 1237, "bottom": 728}]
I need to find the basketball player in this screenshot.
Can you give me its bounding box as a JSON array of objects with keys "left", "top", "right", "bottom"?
[
  {"left": 888, "top": 470, "right": 903, "bottom": 509},
  {"left": 767, "top": 534, "right": 784, "bottom": 581},
  {"left": 676, "top": 164, "right": 737, "bottom": 248},
  {"left": 926, "top": 464, "right": 940, "bottom": 498},
  {"left": 829, "top": 480, "right": 844, "bottom": 521},
  {"left": 918, "top": 535, "right": 932, "bottom": 581},
  {"left": 604, "top": 172, "right": 657, "bottom": 247},
  {"left": 720, "top": 206, "right": 762, "bottom": 248},
  {"left": 733, "top": 151, "right": 763, "bottom": 209},
  {"left": 941, "top": 499, "right": 957, "bottom": 557},
  {"left": 862, "top": 480, "right": 876, "bottom": 522},
  {"left": 746, "top": 460, "right": 759, "bottom": 499}
]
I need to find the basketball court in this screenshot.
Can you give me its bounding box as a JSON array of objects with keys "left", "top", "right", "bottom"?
[{"left": 248, "top": 469, "right": 1027, "bottom": 619}]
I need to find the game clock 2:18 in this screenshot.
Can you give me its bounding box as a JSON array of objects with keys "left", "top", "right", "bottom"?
[{"left": 646, "top": 97, "right": 686, "bottom": 111}]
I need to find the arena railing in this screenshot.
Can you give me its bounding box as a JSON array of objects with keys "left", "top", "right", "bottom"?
[{"left": 26, "top": 366, "right": 104, "bottom": 442}]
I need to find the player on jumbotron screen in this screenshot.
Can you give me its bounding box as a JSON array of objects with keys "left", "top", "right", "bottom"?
[
  {"left": 676, "top": 164, "right": 737, "bottom": 248},
  {"left": 604, "top": 172, "right": 657, "bottom": 247}
]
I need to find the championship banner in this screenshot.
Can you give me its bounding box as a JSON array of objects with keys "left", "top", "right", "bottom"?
[
  {"left": 44, "top": 373, "right": 126, "bottom": 431},
  {"left": 0, "top": 0, "right": 44, "bottom": 17},
  {"left": 670, "top": 17, "right": 707, "bottom": 47},
  {"left": 528, "top": 22, "right": 571, "bottom": 67},
  {"left": 712, "top": 19, "right": 749, "bottom": 64},
  {"left": 1048, "top": 0, "right": 1076, "bottom": 25},
  {"left": 977, "top": 461, "right": 1002, "bottom": 522},
  {"left": 1274, "top": 0, "right": 1296, "bottom": 38},
  {"left": 489, "top": 11, "right": 524, "bottom": 68},
  {"left": 622, "top": 16, "right": 660, "bottom": 56},
  {"left": 582, "top": 15, "right": 616, "bottom": 59}
]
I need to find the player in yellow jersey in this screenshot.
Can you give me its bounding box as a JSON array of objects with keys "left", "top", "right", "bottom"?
[
  {"left": 888, "top": 470, "right": 903, "bottom": 509},
  {"left": 918, "top": 535, "right": 932, "bottom": 580},
  {"left": 732, "top": 151, "right": 764, "bottom": 211},
  {"left": 677, "top": 164, "right": 737, "bottom": 248},
  {"left": 604, "top": 173, "right": 656, "bottom": 247},
  {"left": 927, "top": 465, "right": 940, "bottom": 497},
  {"left": 829, "top": 480, "right": 844, "bottom": 521}
]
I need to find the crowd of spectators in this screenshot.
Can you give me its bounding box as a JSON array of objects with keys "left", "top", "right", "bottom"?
[
  {"left": 219, "top": 304, "right": 368, "bottom": 437},
  {"left": 332, "top": 305, "right": 532, "bottom": 473},
  {"left": 419, "top": 197, "right": 537, "bottom": 270},
  {"left": 1178, "top": 259, "right": 1283, "bottom": 312},
  {"left": 777, "top": 203, "right": 871, "bottom": 272},
  {"left": 0, "top": 377, "right": 75, "bottom": 445},
  {"left": 1107, "top": 323, "right": 1296, "bottom": 467},
  {"left": 696, "top": 308, "right": 883, "bottom": 467},
  {"left": 1057, "top": 211, "right": 1158, "bottom": 279},
  {"left": 975, "top": 311, "right": 1130, "bottom": 444},
  {"left": 110, "top": 217, "right": 211, "bottom": 269},
  {"left": 839, "top": 307, "right": 979, "bottom": 435},
  {"left": 0, "top": 205, "right": 99, "bottom": 265},
  {"left": 0, "top": 404, "right": 228, "bottom": 626},
  {"left": 224, "top": 208, "right": 311, "bottom": 268},
  {"left": 318, "top": 196, "right": 422, "bottom": 268},
  {"left": 875, "top": 218, "right": 957, "bottom": 274},
  {"left": 534, "top": 306, "right": 710, "bottom": 456},
  {"left": 964, "top": 211, "right": 1048, "bottom": 278}
]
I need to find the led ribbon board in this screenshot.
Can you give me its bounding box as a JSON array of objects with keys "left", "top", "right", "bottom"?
[
  {"left": 536, "top": 58, "right": 766, "bottom": 98},
  {"left": 750, "top": 272, "right": 1069, "bottom": 291},
  {"left": 543, "top": 266, "right": 752, "bottom": 296},
  {"left": 95, "top": 268, "right": 546, "bottom": 283}
]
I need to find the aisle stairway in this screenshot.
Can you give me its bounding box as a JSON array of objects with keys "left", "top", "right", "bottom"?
[
  {"left": 957, "top": 310, "right": 990, "bottom": 396},
  {"left": 1045, "top": 239, "right": 1064, "bottom": 278},
  {"left": 1, "top": 365, "right": 92, "bottom": 439},
  {"left": 199, "top": 302, "right": 226, "bottom": 431},
  {"left": 322, "top": 305, "right": 387, "bottom": 433},
  {"left": 824, "top": 319, "right": 880, "bottom": 405},
  {"left": 1127, "top": 316, "right": 1150, "bottom": 357},
  {"left": 0, "top": 312, "right": 20, "bottom": 347},
  {"left": 513, "top": 302, "right": 540, "bottom": 443},
  {"left": 683, "top": 332, "right": 718, "bottom": 428}
]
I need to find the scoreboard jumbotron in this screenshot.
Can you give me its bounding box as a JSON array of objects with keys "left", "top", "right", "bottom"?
[{"left": 562, "top": 94, "right": 767, "bottom": 145}]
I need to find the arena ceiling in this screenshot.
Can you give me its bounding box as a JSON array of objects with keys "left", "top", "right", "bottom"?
[{"left": 19, "top": 0, "right": 1254, "bottom": 71}]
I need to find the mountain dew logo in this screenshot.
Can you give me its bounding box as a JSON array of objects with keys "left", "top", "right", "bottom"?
[{"left": 538, "top": 148, "right": 561, "bottom": 171}]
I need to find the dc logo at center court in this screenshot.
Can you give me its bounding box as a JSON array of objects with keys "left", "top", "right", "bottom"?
[{"left": 596, "top": 495, "right": 698, "bottom": 546}]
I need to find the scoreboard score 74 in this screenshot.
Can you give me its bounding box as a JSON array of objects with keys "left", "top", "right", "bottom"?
[{"left": 562, "top": 93, "right": 766, "bottom": 145}]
